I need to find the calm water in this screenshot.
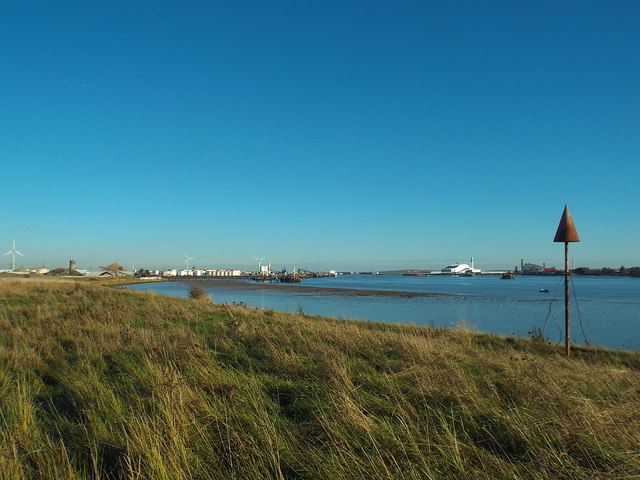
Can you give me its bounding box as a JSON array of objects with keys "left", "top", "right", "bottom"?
[{"left": 123, "top": 275, "right": 640, "bottom": 351}]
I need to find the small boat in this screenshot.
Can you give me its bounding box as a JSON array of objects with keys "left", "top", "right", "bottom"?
[
  {"left": 539, "top": 288, "right": 549, "bottom": 293},
  {"left": 501, "top": 272, "right": 515, "bottom": 280}
]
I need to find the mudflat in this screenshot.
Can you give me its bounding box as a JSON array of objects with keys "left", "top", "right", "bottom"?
[{"left": 177, "top": 279, "right": 455, "bottom": 298}]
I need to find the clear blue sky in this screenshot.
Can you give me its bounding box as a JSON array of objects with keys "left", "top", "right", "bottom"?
[{"left": 2, "top": 1, "right": 638, "bottom": 271}]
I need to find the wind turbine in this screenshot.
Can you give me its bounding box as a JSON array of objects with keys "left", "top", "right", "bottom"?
[
  {"left": 3, "top": 240, "right": 24, "bottom": 271},
  {"left": 253, "top": 256, "right": 265, "bottom": 273},
  {"left": 184, "top": 253, "right": 195, "bottom": 270}
]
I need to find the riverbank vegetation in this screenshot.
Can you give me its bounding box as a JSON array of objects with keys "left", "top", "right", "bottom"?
[{"left": 1, "top": 277, "right": 639, "bottom": 479}]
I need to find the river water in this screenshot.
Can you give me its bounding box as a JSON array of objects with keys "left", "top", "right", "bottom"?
[{"left": 123, "top": 275, "right": 640, "bottom": 351}]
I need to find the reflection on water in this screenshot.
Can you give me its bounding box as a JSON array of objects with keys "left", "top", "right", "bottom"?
[{"left": 123, "top": 275, "right": 640, "bottom": 351}]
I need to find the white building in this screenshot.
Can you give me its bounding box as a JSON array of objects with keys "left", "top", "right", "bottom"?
[
  {"left": 441, "top": 263, "right": 471, "bottom": 274},
  {"left": 202, "top": 269, "right": 242, "bottom": 277},
  {"left": 441, "top": 257, "right": 482, "bottom": 275}
]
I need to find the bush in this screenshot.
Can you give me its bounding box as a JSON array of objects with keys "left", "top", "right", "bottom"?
[{"left": 187, "top": 285, "right": 210, "bottom": 301}]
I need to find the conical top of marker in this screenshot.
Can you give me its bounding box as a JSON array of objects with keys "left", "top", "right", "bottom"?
[{"left": 553, "top": 205, "right": 580, "bottom": 242}]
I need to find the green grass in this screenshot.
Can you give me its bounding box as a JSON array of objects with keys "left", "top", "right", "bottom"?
[{"left": 1, "top": 277, "right": 639, "bottom": 479}]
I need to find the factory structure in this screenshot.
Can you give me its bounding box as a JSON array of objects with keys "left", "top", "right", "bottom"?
[{"left": 519, "top": 259, "right": 557, "bottom": 274}]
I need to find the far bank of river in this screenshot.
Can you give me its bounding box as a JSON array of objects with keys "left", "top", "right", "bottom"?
[{"left": 123, "top": 275, "right": 640, "bottom": 351}]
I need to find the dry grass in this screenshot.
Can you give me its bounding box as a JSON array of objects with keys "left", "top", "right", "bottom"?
[{"left": 1, "top": 277, "right": 639, "bottom": 479}]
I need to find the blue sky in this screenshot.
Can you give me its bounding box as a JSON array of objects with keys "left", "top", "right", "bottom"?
[{"left": 2, "top": 1, "right": 638, "bottom": 271}]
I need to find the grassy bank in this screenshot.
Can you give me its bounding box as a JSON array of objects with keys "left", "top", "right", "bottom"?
[{"left": 1, "top": 278, "right": 639, "bottom": 479}]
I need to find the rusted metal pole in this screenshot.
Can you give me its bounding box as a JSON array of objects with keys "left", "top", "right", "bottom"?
[
  {"left": 564, "top": 241, "right": 570, "bottom": 356},
  {"left": 553, "top": 205, "right": 579, "bottom": 357}
]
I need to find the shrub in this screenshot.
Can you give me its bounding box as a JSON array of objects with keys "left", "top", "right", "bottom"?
[{"left": 187, "top": 285, "right": 210, "bottom": 301}]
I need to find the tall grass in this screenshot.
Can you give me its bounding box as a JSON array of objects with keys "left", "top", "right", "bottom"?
[{"left": 1, "top": 277, "right": 639, "bottom": 479}]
